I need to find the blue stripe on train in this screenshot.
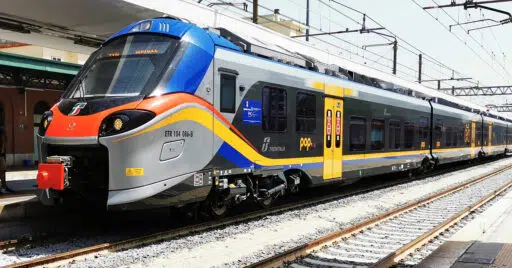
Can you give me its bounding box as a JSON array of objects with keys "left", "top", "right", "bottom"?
[
  {"left": 218, "top": 142, "right": 426, "bottom": 172},
  {"left": 217, "top": 142, "right": 323, "bottom": 171}
]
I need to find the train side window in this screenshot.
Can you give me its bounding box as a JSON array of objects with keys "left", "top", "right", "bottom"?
[
  {"left": 483, "top": 123, "right": 489, "bottom": 146},
  {"left": 349, "top": 117, "right": 366, "bottom": 151},
  {"left": 476, "top": 122, "right": 482, "bottom": 146},
  {"left": 404, "top": 122, "right": 414, "bottom": 149},
  {"left": 452, "top": 126, "right": 459, "bottom": 147},
  {"left": 220, "top": 74, "right": 236, "bottom": 113},
  {"left": 262, "top": 87, "right": 287, "bottom": 132},
  {"left": 296, "top": 92, "right": 316, "bottom": 133},
  {"left": 389, "top": 120, "right": 401, "bottom": 150},
  {"left": 434, "top": 119, "right": 443, "bottom": 145},
  {"left": 419, "top": 116, "right": 429, "bottom": 141},
  {"left": 446, "top": 126, "right": 453, "bottom": 147},
  {"left": 371, "top": 119, "right": 385, "bottom": 150}
]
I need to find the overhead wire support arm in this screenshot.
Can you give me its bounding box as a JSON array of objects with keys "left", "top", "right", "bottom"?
[
  {"left": 449, "top": 18, "right": 499, "bottom": 31},
  {"left": 207, "top": 2, "right": 248, "bottom": 11},
  {"left": 291, "top": 27, "right": 385, "bottom": 38},
  {"left": 423, "top": 0, "right": 512, "bottom": 10},
  {"left": 421, "top": 77, "right": 473, "bottom": 82}
]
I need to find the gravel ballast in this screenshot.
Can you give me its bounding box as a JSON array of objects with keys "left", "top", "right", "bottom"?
[{"left": 2, "top": 158, "right": 512, "bottom": 267}]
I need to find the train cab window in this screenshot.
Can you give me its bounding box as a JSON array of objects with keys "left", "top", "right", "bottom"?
[
  {"left": 262, "top": 87, "right": 287, "bottom": 132},
  {"left": 349, "top": 117, "right": 366, "bottom": 151},
  {"left": 404, "top": 122, "right": 414, "bottom": 149},
  {"left": 389, "top": 120, "right": 401, "bottom": 150},
  {"left": 296, "top": 92, "right": 316, "bottom": 133},
  {"left": 419, "top": 116, "right": 429, "bottom": 141},
  {"left": 371, "top": 119, "right": 385, "bottom": 150},
  {"left": 220, "top": 74, "right": 236, "bottom": 113}
]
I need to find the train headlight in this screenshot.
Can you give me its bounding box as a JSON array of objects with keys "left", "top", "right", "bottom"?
[
  {"left": 38, "top": 111, "right": 53, "bottom": 136},
  {"left": 113, "top": 118, "right": 123, "bottom": 131},
  {"left": 130, "top": 20, "right": 152, "bottom": 32},
  {"left": 99, "top": 110, "right": 155, "bottom": 137}
]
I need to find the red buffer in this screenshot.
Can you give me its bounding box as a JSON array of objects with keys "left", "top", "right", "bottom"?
[{"left": 37, "top": 164, "right": 65, "bottom": 190}]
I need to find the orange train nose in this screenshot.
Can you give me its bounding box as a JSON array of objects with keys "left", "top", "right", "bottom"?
[{"left": 37, "top": 164, "right": 65, "bottom": 190}]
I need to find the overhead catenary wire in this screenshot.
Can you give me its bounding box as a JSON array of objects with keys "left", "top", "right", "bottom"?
[
  {"left": 208, "top": 0, "right": 420, "bottom": 78},
  {"left": 326, "top": 0, "right": 472, "bottom": 81},
  {"left": 203, "top": 0, "right": 474, "bottom": 89},
  {"left": 296, "top": 0, "right": 475, "bottom": 87},
  {"left": 414, "top": 0, "right": 512, "bottom": 83},
  {"left": 431, "top": 0, "right": 511, "bottom": 77}
]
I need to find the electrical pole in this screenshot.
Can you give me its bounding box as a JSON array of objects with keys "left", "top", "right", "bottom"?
[
  {"left": 253, "top": 0, "right": 258, "bottom": 24},
  {"left": 418, "top": 54, "right": 423, "bottom": 83},
  {"left": 392, "top": 40, "right": 397, "bottom": 75},
  {"left": 306, "top": 0, "right": 310, "bottom": 41}
]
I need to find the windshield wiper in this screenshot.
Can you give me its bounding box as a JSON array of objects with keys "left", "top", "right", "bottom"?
[{"left": 76, "top": 76, "right": 88, "bottom": 103}]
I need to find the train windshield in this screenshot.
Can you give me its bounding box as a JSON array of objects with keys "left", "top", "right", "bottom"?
[{"left": 63, "top": 34, "right": 179, "bottom": 99}]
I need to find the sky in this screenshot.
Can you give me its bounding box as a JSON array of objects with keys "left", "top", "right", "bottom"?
[{"left": 204, "top": 0, "right": 512, "bottom": 110}]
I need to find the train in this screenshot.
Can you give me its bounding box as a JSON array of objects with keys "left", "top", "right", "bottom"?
[{"left": 35, "top": 17, "right": 512, "bottom": 216}]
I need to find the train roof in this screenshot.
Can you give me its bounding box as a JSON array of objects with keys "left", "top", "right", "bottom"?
[
  {"left": 104, "top": 17, "right": 241, "bottom": 52},
  {"left": 104, "top": 15, "right": 512, "bottom": 123}
]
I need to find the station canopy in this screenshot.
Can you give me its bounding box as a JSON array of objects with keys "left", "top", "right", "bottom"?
[{"left": 0, "top": 0, "right": 162, "bottom": 54}]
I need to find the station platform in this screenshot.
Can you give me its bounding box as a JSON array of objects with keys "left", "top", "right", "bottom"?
[
  {"left": 3, "top": 169, "right": 38, "bottom": 194},
  {"left": 0, "top": 169, "right": 44, "bottom": 221},
  {"left": 418, "top": 188, "right": 512, "bottom": 267}
]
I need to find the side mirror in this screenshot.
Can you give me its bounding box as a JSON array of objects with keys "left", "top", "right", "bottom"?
[{"left": 239, "top": 86, "right": 246, "bottom": 92}]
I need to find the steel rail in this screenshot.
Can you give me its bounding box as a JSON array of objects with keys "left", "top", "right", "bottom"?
[
  {"left": 1, "top": 158, "right": 508, "bottom": 267},
  {"left": 374, "top": 171, "right": 512, "bottom": 267},
  {"left": 2, "top": 165, "right": 468, "bottom": 267},
  {"left": 247, "top": 163, "right": 512, "bottom": 268}
]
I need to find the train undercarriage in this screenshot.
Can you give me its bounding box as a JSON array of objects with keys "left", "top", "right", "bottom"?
[{"left": 206, "top": 171, "right": 302, "bottom": 217}]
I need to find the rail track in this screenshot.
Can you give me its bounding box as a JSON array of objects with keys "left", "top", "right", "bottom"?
[
  {"left": 1, "top": 158, "right": 509, "bottom": 267},
  {"left": 249, "top": 163, "right": 512, "bottom": 268}
]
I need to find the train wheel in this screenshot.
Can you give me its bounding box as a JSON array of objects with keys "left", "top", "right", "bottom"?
[
  {"left": 258, "top": 196, "right": 274, "bottom": 208},
  {"left": 209, "top": 194, "right": 228, "bottom": 218}
]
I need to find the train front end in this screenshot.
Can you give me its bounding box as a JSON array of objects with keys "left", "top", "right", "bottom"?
[{"left": 36, "top": 18, "right": 226, "bottom": 210}]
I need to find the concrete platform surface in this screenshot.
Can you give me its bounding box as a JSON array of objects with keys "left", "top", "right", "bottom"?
[
  {"left": 449, "top": 188, "right": 512, "bottom": 243},
  {"left": 0, "top": 170, "right": 43, "bottom": 221},
  {"left": 4, "top": 170, "right": 37, "bottom": 194}
]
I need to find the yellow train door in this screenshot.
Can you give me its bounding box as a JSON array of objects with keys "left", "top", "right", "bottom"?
[{"left": 323, "top": 97, "right": 343, "bottom": 180}]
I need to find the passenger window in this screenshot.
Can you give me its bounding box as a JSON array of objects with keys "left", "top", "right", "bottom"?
[
  {"left": 349, "top": 117, "right": 366, "bottom": 151},
  {"left": 404, "top": 122, "right": 414, "bottom": 149},
  {"left": 389, "top": 120, "right": 401, "bottom": 150},
  {"left": 476, "top": 122, "right": 482, "bottom": 146},
  {"left": 434, "top": 119, "right": 443, "bottom": 146},
  {"left": 446, "top": 126, "right": 452, "bottom": 147},
  {"left": 262, "top": 87, "right": 287, "bottom": 132},
  {"left": 220, "top": 74, "right": 236, "bottom": 113},
  {"left": 483, "top": 123, "right": 489, "bottom": 145},
  {"left": 452, "top": 127, "right": 459, "bottom": 147},
  {"left": 296, "top": 92, "right": 316, "bottom": 133},
  {"left": 371, "top": 119, "right": 385, "bottom": 150},
  {"left": 419, "top": 116, "right": 429, "bottom": 141}
]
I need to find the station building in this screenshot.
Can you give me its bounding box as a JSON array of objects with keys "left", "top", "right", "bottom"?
[{"left": 0, "top": 49, "right": 81, "bottom": 166}]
